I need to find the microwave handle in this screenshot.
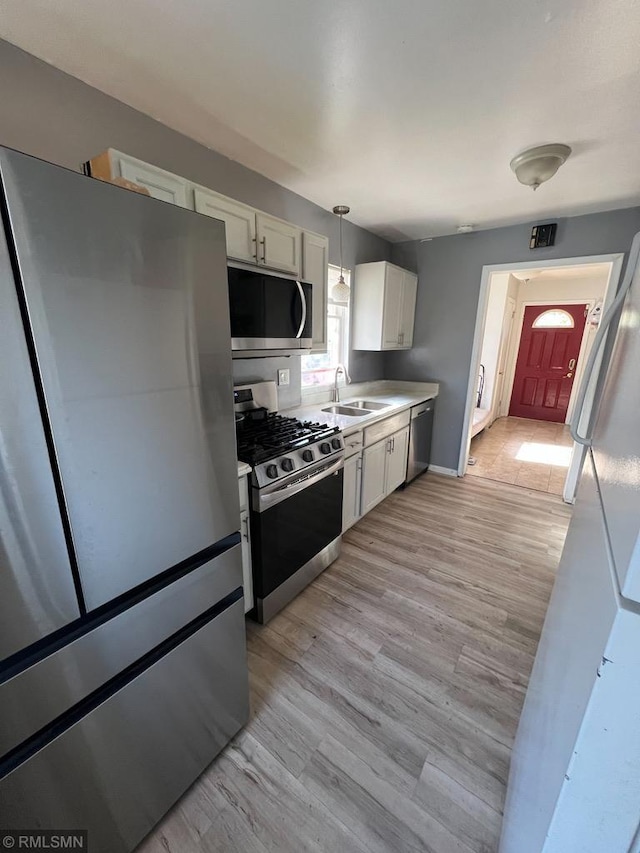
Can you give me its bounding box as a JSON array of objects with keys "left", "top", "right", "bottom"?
[{"left": 295, "top": 280, "right": 307, "bottom": 339}]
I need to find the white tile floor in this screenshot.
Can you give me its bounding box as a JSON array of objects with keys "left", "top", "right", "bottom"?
[{"left": 467, "top": 416, "right": 572, "bottom": 495}]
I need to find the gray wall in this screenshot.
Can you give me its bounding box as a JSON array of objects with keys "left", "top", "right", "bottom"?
[
  {"left": 0, "top": 38, "right": 389, "bottom": 386},
  {"left": 387, "top": 208, "right": 640, "bottom": 471}
]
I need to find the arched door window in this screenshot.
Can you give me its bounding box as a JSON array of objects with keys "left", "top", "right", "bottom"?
[{"left": 532, "top": 309, "right": 575, "bottom": 329}]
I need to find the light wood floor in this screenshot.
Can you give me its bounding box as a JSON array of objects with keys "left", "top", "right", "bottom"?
[
  {"left": 138, "top": 474, "right": 571, "bottom": 853},
  {"left": 468, "top": 416, "right": 573, "bottom": 495}
]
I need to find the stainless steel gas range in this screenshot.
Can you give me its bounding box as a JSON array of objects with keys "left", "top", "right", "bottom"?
[{"left": 235, "top": 382, "right": 344, "bottom": 623}]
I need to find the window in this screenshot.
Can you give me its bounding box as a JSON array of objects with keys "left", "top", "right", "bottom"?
[
  {"left": 532, "top": 309, "right": 574, "bottom": 328},
  {"left": 301, "top": 265, "right": 350, "bottom": 388}
]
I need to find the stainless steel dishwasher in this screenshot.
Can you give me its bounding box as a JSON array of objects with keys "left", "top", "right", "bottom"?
[{"left": 405, "top": 399, "right": 435, "bottom": 484}]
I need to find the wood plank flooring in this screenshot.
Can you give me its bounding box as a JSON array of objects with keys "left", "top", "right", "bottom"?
[{"left": 137, "top": 474, "right": 571, "bottom": 853}]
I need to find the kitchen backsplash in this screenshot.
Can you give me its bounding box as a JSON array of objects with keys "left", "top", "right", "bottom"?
[{"left": 232, "top": 356, "right": 302, "bottom": 409}]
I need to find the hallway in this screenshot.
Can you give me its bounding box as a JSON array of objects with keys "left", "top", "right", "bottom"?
[{"left": 467, "top": 416, "right": 573, "bottom": 495}]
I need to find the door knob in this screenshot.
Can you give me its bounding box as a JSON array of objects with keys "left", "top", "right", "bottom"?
[{"left": 565, "top": 372, "right": 573, "bottom": 378}]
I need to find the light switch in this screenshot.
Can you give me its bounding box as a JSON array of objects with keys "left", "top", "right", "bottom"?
[{"left": 278, "top": 369, "right": 290, "bottom": 386}]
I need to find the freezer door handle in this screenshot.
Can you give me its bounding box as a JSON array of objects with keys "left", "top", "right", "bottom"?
[{"left": 570, "top": 232, "right": 640, "bottom": 446}]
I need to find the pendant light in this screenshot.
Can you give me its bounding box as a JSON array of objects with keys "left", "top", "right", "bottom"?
[{"left": 331, "top": 204, "right": 351, "bottom": 303}]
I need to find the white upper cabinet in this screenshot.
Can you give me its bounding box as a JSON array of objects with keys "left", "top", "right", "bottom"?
[
  {"left": 256, "top": 213, "right": 301, "bottom": 276},
  {"left": 194, "top": 187, "right": 257, "bottom": 264},
  {"left": 84, "top": 150, "right": 303, "bottom": 276},
  {"left": 381, "top": 264, "right": 405, "bottom": 349},
  {"left": 86, "top": 150, "right": 191, "bottom": 208},
  {"left": 399, "top": 271, "right": 418, "bottom": 348},
  {"left": 302, "top": 230, "right": 329, "bottom": 352},
  {"left": 352, "top": 261, "right": 418, "bottom": 351}
]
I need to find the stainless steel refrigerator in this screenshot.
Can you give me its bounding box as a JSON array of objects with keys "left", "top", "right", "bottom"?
[
  {"left": 0, "top": 148, "right": 249, "bottom": 850},
  {"left": 500, "top": 232, "right": 640, "bottom": 852}
]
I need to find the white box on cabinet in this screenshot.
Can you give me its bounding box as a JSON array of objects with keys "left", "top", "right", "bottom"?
[{"left": 86, "top": 149, "right": 191, "bottom": 208}]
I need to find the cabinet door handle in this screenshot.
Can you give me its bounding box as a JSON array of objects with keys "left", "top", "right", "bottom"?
[
  {"left": 252, "top": 236, "right": 257, "bottom": 259},
  {"left": 392, "top": 436, "right": 395, "bottom": 452},
  {"left": 260, "top": 236, "right": 266, "bottom": 262},
  {"left": 242, "top": 516, "right": 250, "bottom": 542}
]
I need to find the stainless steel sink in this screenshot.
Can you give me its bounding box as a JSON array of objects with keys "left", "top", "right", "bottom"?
[
  {"left": 321, "top": 405, "right": 372, "bottom": 417},
  {"left": 345, "top": 400, "right": 390, "bottom": 411}
]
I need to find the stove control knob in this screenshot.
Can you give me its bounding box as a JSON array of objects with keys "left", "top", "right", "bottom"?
[
  {"left": 266, "top": 464, "right": 278, "bottom": 479},
  {"left": 281, "top": 458, "right": 294, "bottom": 472},
  {"left": 331, "top": 438, "right": 342, "bottom": 450},
  {"left": 302, "top": 449, "right": 314, "bottom": 462},
  {"left": 320, "top": 442, "right": 331, "bottom": 455}
]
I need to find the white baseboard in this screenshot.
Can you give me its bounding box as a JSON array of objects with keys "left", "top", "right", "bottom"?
[{"left": 428, "top": 464, "right": 459, "bottom": 477}]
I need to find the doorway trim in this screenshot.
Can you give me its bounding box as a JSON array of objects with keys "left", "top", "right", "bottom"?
[{"left": 458, "top": 253, "right": 624, "bottom": 500}]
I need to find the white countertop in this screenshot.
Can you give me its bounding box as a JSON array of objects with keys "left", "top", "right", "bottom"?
[
  {"left": 282, "top": 380, "right": 439, "bottom": 437},
  {"left": 237, "top": 460, "right": 252, "bottom": 478}
]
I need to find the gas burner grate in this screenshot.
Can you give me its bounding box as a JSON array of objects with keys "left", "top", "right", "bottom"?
[{"left": 236, "top": 413, "right": 339, "bottom": 466}]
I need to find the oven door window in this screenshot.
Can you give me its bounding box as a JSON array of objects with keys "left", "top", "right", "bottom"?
[{"left": 251, "top": 468, "right": 343, "bottom": 598}]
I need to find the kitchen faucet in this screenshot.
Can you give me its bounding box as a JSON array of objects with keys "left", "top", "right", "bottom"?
[{"left": 331, "top": 364, "right": 351, "bottom": 403}]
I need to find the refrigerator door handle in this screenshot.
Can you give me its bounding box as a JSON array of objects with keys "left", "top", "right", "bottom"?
[{"left": 570, "top": 231, "right": 640, "bottom": 446}]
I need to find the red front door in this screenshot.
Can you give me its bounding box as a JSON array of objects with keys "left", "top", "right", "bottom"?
[{"left": 509, "top": 303, "right": 587, "bottom": 423}]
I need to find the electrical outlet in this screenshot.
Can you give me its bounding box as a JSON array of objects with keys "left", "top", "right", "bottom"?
[{"left": 278, "top": 368, "right": 290, "bottom": 386}]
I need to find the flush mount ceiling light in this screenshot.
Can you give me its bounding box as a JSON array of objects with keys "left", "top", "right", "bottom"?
[
  {"left": 510, "top": 144, "right": 572, "bottom": 191},
  {"left": 332, "top": 204, "right": 351, "bottom": 303},
  {"left": 457, "top": 224, "right": 474, "bottom": 233}
]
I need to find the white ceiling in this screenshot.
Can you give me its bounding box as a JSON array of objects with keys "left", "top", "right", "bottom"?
[
  {"left": 2, "top": 0, "right": 640, "bottom": 241},
  {"left": 510, "top": 262, "right": 613, "bottom": 282}
]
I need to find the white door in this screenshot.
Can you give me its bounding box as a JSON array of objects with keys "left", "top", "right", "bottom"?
[
  {"left": 495, "top": 296, "right": 516, "bottom": 417},
  {"left": 385, "top": 426, "right": 410, "bottom": 494},
  {"left": 194, "top": 187, "right": 256, "bottom": 264},
  {"left": 382, "top": 265, "right": 404, "bottom": 349},
  {"left": 361, "top": 439, "right": 388, "bottom": 514},
  {"left": 256, "top": 213, "right": 301, "bottom": 275},
  {"left": 342, "top": 454, "right": 362, "bottom": 531},
  {"left": 116, "top": 154, "right": 190, "bottom": 208},
  {"left": 302, "top": 231, "right": 329, "bottom": 352},
  {"left": 399, "top": 272, "right": 418, "bottom": 348}
]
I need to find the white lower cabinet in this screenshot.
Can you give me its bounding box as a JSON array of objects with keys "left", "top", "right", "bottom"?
[
  {"left": 238, "top": 474, "right": 254, "bottom": 614},
  {"left": 342, "top": 453, "right": 363, "bottom": 531},
  {"left": 361, "top": 439, "right": 389, "bottom": 515},
  {"left": 361, "top": 426, "right": 410, "bottom": 515},
  {"left": 385, "top": 426, "right": 410, "bottom": 492}
]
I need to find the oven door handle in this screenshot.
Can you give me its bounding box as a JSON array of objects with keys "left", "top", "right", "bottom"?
[
  {"left": 257, "top": 456, "right": 343, "bottom": 512},
  {"left": 295, "top": 280, "right": 307, "bottom": 339}
]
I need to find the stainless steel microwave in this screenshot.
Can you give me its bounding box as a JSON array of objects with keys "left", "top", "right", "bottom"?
[{"left": 228, "top": 265, "right": 312, "bottom": 353}]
